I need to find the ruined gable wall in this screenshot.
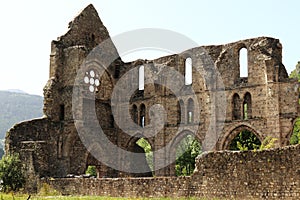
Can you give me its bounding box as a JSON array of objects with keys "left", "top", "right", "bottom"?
[{"left": 45, "top": 4, "right": 119, "bottom": 122}]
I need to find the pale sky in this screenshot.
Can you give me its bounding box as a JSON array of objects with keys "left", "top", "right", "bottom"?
[{"left": 0, "top": 0, "right": 299, "bottom": 95}]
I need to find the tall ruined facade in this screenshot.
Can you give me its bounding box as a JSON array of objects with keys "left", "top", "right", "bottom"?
[{"left": 5, "top": 4, "right": 299, "bottom": 190}]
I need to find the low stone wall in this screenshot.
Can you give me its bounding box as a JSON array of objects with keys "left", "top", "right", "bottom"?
[
  {"left": 41, "top": 144, "right": 300, "bottom": 199},
  {"left": 41, "top": 177, "right": 191, "bottom": 198}
]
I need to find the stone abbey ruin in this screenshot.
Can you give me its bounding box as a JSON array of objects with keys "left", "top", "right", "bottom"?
[{"left": 5, "top": 4, "right": 300, "bottom": 199}]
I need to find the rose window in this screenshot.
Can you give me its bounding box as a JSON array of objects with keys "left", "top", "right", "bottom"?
[{"left": 84, "top": 70, "right": 100, "bottom": 92}]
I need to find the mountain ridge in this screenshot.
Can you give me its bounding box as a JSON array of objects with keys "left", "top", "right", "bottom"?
[{"left": 0, "top": 90, "right": 43, "bottom": 139}]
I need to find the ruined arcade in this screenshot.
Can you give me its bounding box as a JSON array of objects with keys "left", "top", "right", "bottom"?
[{"left": 5, "top": 3, "right": 299, "bottom": 189}]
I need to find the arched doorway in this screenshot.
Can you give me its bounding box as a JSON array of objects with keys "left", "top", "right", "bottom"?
[
  {"left": 126, "top": 135, "right": 153, "bottom": 177},
  {"left": 175, "top": 134, "right": 201, "bottom": 176},
  {"left": 229, "top": 130, "right": 261, "bottom": 151},
  {"left": 168, "top": 131, "right": 202, "bottom": 176},
  {"left": 85, "top": 153, "right": 115, "bottom": 178},
  {"left": 222, "top": 125, "right": 262, "bottom": 151}
]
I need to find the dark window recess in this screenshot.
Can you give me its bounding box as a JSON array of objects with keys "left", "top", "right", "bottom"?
[
  {"left": 187, "top": 98, "right": 194, "bottom": 124},
  {"left": 110, "top": 114, "right": 114, "bottom": 128},
  {"left": 232, "top": 94, "right": 241, "bottom": 120},
  {"left": 59, "top": 104, "right": 65, "bottom": 120}
]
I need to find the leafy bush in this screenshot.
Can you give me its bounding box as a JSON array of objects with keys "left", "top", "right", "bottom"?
[
  {"left": 230, "top": 131, "right": 278, "bottom": 151},
  {"left": 259, "top": 136, "right": 278, "bottom": 150},
  {"left": 176, "top": 136, "right": 202, "bottom": 176},
  {"left": 85, "top": 166, "right": 97, "bottom": 177},
  {"left": 290, "top": 117, "right": 300, "bottom": 145},
  {"left": 0, "top": 154, "right": 25, "bottom": 192},
  {"left": 136, "top": 138, "right": 153, "bottom": 171},
  {"left": 229, "top": 130, "right": 261, "bottom": 151}
]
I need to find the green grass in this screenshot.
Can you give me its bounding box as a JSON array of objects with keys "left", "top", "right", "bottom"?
[{"left": 0, "top": 193, "right": 213, "bottom": 200}]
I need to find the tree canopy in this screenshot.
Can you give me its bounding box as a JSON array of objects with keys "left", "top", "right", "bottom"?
[
  {"left": 289, "top": 61, "right": 300, "bottom": 145},
  {"left": 229, "top": 130, "right": 261, "bottom": 151},
  {"left": 0, "top": 154, "right": 25, "bottom": 192},
  {"left": 175, "top": 135, "right": 201, "bottom": 176},
  {"left": 289, "top": 61, "right": 300, "bottom": 80}
]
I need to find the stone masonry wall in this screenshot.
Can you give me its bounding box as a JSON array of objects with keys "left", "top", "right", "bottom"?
[
  {"left": 42, "top": 144, "right": 300, "bottom": 199},
  {"left": 5, "top": 3, "right": 300, "bottom": 192}
]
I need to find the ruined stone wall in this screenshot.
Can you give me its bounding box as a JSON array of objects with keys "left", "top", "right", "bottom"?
[
  {"left": 5, "top": 3, "right": 300, "bottom": 187},
  {"left": 42, "top": 144, "right": 300, "bottom": 199}
]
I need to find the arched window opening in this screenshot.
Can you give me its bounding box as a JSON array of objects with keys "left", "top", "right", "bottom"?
[
  {"left": 185, "top": 57, "right": 192, "bottom": 85},
  {"left": 187, "top": 98, "right": 194, "bottom": 124},
  {"left": 114, "top": 65, "right": 120, "bottom": 78},
  {"left": 239, "top": 47, "right": 248, "bottom": 77},
  {"left": 131, "top": 104, "right": 138, "bottom": 124},
  {"left": 177, "top": 101, "right": 181, "bottom": 125},
  {"left": 243, "top": 92, "right": 252, "bottom": 120},
  {"left": 139, "top": 65, "right": 144, "bottom": 90},
  {"left": 229, "top": 130, "right": 261, "bottom": 151},
  {"left": 110, "top": 114, "right": 114, "bottom": 128},
  {"left": 175, "top": 135, "right": 202, "bottom": 176},
  {"left": 59, "top": 104, "right": 65, "bottom": 121},
  {"left": 140, "top": 104, "right": 146, "bottom": 127},
  {"left": 136, "top": 138, "right": 153, "bottom": 173},
  {"left": 178, "top": 100, "right": 184, "bottom": 124},
  {"left": 232, "top": 94, "right": 241, "bottom": 120}
]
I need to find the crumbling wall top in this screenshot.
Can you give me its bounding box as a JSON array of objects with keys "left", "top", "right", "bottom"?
[{"left": 54, "top": 4, "right": 110, "bottom": 50}]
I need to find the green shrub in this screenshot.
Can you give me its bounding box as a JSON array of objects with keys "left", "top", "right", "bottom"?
[
  {"left": 0, "top": 154, "right": 25, "bottom": 192},
  {"left": 85, "top": 165, "right": 97, "bottom": 177},
  {"left": 259, "top": 136, "right": 278, "bottom": 150}
]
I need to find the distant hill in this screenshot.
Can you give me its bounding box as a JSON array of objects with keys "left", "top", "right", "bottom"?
[
  {"left": 0, "top": 139, "right": 4, "bottom": 158},
  {"left": 6, "top": 89, "right": 27, "bottom": 94},
  {"left": 0, "top": 90, "right": 43, "bottom": 139}
]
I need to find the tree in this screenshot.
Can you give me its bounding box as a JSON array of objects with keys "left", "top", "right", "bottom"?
[
  {"left": 175, "top": 135, "right": 201, "bottom": 176},
  {"left": 229, "top": 130, "right": 261, "bottom": 151},
  {"left": 85, "top": 165, "right": 97, "bottom": 177},
  {"left": 289, "top": 61, "right": 300, "bottom": 145},
  {"left": 136, "top": 138, "right": 153, "bottom": 171},
  {"left": 230, "top": 131, "right": 278, "bottom": 151},
  {"left": 0, "top": 154, "right": 25, "bottom": 192},
  {"left": 259, "top": 136, "right": 278, "bottom": 150},
  {"left": 289, "top": 61, "right": 300, "bottom": 80},
  {"left": 290, "top": 118, "right": 300, "bottom": 145}
]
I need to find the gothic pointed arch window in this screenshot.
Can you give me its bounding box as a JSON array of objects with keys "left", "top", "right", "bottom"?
[
  {"left": 239, "top": 47, "right": 248, "bottom": 78},
  {"left": 139, "top": 65, "right": 144, "bottom": 90},
  {"left": 185, "top": 57, "right": 192, "bottom": 85},
  {"left": 243, "top": 92, "right": 252, "bottom": 120},
  {"left": 187, "top": 98, "right": 194, "bottom": 124},
  {"left": 232, "top": 93, "right": 241, "bottom": 120},
  {"left": 178, "top": 100, "right": 184, "bottom": 124},
  {"left": 140, "top": 104, "right": 146, "bottom": 127}
]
